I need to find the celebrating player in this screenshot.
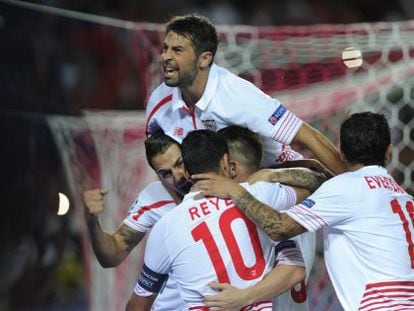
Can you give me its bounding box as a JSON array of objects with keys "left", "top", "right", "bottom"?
[
  {"left": 193, "top": 112, "right": 414, "bottom": 311},
  {"left": 145, "top": 14, "right": 346, "bottom": 174},
  {"left": 84, "top": 132, "right": 189, "bottom": 310},
  {"left": 125, "top": 130, "right": 314, "bottom": 310},
  {"left": 215, "top": 126, "right": 326, "bottom": 310}
]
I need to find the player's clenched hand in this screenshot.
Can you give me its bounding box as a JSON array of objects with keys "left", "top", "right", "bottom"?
[
  {"left": 204, "top": 282, "right": 249, "bottom": 311},
  {"left": 191, "top": 173, "right": 245, "bottom": 200},
  {"left": 83, "top": 189, "right": 108, "bottom": 216}
]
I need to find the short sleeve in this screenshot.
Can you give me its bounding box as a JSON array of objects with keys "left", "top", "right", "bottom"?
[
  {"left": 134, "top": 221, "right": 172, "bottom": 296},
  {"left": 286, "top": 176, "right": 358, "bottom": 232},
  {"left": 249, "top": 182, "right": 297, "bottom": 211},
  {"left": 274, "top": 239, "right": 305, "bottom": 267},
  {"left": 222, "top": 78, "right": 303, "bottom": 145}
]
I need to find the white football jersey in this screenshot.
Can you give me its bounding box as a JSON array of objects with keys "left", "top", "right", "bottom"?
[
  {"left": 135, "top": 182, "right": 305, "bottom": 310},
  {"left": 145, "top": 64, "right": 303, "bottom": 167},
  {"left": 287, "top": 165, "right": 414, "bottom": 311},
  {"left": 123, "top": 181, "right": 184, "bottom": 311}
]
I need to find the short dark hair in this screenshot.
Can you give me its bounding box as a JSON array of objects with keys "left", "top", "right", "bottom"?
[
  {"left": 218, "top": 126, "right": 263, "bottom": 173},
  {"left": 145, "top": 130, "right": 180, "bottom": 169},
  {"left": 166, "top": 15, "right": 218, "bottom": 63},
  {"left": 340, "top": 112, "right": 391, "bottom": 166},
  {"left": 182, "top": 130, "right": 228, "bottom": 176}
]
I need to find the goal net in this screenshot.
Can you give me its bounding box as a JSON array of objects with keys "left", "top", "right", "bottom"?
[
  {"left": 47, "top": 111, "right": 155, "bottom": 311},
  {"left": 131, "top": 22, "right": 414, "bottom": 309},
  {"left": 40, "top": 11, "right": 414, "bottom": 311}
]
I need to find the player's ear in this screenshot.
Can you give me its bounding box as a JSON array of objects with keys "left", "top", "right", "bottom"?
[
  {"left": 198, "top": 51, "right": 213, "bottom": 69},
  {"left": 229, "top": 159, "right": 238, "bottom": 179},
  {"left": 220, "top": 153, "right": 231, "bottom": 177},
  {"left": 384, "top": 144, "right": 392, "bottom": 164}
]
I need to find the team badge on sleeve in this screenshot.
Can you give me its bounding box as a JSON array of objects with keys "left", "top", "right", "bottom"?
[
  {"left": 301, "top": 198, "right": 315, "bottom": 208},
  {"left": 268, "top": 105, "right": 287, "bottom": 125}
]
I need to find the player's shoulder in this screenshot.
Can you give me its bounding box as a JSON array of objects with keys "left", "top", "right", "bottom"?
[
  {"left": 248, "top": 181, "right": 284, "bottom": 193},
  {"left": 128, "top": 181, "right": 175, "bottom": 214},
  {"left": 315, "top": 171, "right": 361, "bottom": 198},
  {"left": 215, "top": 64, "right": 251, "bottom": 86},
  {"left": 213, "top": 64, "right": 270, "bottom": 102},
  {"left": 147, "top": 83, "right": 175, "bottom": 111}
]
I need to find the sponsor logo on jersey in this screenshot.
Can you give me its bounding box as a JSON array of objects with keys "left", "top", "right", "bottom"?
[
  {"left": 301, "top": 198, "right": 315, "bottom": 208},
  {"left": 268, "top": 105, "right": 287, "bottom": 125},
  {"left": 201, "top": 119, "right": 217, "bottom": 131}
]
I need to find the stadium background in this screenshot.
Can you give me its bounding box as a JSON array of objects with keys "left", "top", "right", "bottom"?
[{"left": 1, "top": 0, "right": 414, "bottom": 310}]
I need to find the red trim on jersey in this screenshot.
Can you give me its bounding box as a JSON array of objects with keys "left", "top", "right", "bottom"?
[
  {"left": 365, "top": 281, "right": 414, "bottom": 289},
  {"left": 358, "top": 281, "right": 414, "bottom": 310},
  {"left": 240, "top": 300, "right": 273, "bottom": 311},
  {"left": 132, "top": 200, "right": 175, "bottom": 221},
  {"left": 181, "top": 105, "right": 197, "bottom": 129},
  {"left": 188, "top": 306, "right": 209, "bottom": 310},
  {"left": 272, "top": 111, "right": 292, "bottom": 140},
  {"left": 145, "top": 94, "right": 173, "bottom": 136}
]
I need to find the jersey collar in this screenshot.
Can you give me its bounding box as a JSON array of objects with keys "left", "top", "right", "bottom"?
[{"left": 171, "top": 63, "right": 219, "bottom": 112}]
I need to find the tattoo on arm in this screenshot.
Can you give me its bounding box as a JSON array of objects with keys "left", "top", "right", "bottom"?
[
  {"left": 118, "top": 226, "right": 145, "bottom": 252},
  {"left": 234, "top": 191, "right": 306, "bottom": 241},
  {"left": 272, "top": 168, "right": 326, "bottom": 192}
]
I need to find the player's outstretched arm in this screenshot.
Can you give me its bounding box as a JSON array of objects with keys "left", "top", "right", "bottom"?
[
  {"left": 84, "top": 189, "right": 145, "bottom": 267},
  {"left": 125, "top": 293, "right": 156, "bottom": 311},
  {"left": 204, "top": 264, "right": 305, "bottom": 310},
  {"left": 235, "top": 190, "right": 306, "bottom": 241},
  {"left": 293, "top": 122, "right": 347, "bottom": 175},
  {"left": 192, "top": 175, "right": 306, "bottom": 241},
  {"left": 247, "top": 167, "right": 327, "bottom": 192}
]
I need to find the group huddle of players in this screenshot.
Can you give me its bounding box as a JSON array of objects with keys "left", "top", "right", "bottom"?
[{"left": 84, "top": 15, "right": 414, "bottom": 311}]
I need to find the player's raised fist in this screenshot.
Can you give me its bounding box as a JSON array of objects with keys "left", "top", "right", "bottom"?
[{"left": 83, "top": 189, "right": 108, "bottom": 215}]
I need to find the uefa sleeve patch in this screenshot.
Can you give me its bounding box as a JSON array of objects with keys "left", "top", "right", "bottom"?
[
  {"left": 301, "top": 199, "right": 315, "bottom": 208},
  {"left": 137, "top": 264, "right": 168, "bottom": 293},
  {"left": 268, "top": 105, "right": 287, "bottom": 125}
]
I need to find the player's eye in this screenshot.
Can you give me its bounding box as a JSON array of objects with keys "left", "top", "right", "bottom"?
[{"left": 159, "top": 171, "right": 172, "bottom": 179}]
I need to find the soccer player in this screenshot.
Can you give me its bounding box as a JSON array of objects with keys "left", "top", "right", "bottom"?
[
  {"left": 193, "top": 112, "right": 414, "bottom": 311},
  {"left": 84, "top": 132, "right": 190, "bottom": 310},
  {"left": 85, "top": 129, "right": 324, "bottom": 310},
  {"left": 126, "top": 130, "right": 312, "bottom": 311},
  {"left": 215, "top": 126, "right": 324, "bottom": 311},
  {"left": 145, "top": 14, "right": 346, "bottom": 174}
]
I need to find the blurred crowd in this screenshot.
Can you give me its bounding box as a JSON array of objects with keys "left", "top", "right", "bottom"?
[{"left": 54, "top": 0, "right": 414, "bottom": 25}]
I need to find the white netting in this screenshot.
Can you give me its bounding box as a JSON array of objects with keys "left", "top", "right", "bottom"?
[
  {"left": 133, "top": 21, "right": 414, "bottom": 194},
  {"left": 47, "top": 111, "right": 155, "bottom": 311}
]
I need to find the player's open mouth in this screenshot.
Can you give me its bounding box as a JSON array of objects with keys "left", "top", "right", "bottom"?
[{"left": 164, "top": 67, "right": 178, "bottom": 78}]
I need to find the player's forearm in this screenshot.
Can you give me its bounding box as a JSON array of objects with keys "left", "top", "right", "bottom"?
[
  {"left": 233, "top": 190, "right": 306, "bottom": 241},
  {"left": 85, "top": 216, "right": 128, "bottom": 267},
  {"left": 264, "top": 168, "right": 326, "bottom": 192},
  {"left": 242, "top": 265, "right": 306, "bottom": 305},
  {"left": 294, "top": 123, "right": 346, "bottom": 175},
  {"left": 310, "top": 131, "right": 346, "bottom": 175}
]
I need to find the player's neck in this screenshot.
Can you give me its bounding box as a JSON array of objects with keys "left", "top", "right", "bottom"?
[
  {"left": 181, "top": 68, "right": 210, "bottom": 108},
  {"left": 166, "top": 187, "right": 184, "bottom": 204},
  {"left": 346, "top": 162, "right": 365, "bottom": 172}
]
